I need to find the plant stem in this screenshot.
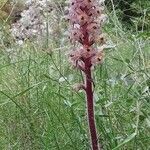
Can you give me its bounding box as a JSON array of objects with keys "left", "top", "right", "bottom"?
[{"left": 85, "top": 60, "right": 99, "bottom": 150}]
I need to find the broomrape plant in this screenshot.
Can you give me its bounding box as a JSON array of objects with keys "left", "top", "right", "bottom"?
[{"left": 67, "top": 0, "right": 107, "bottom": 149}]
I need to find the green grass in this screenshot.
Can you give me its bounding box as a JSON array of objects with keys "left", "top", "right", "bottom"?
[{"left": 0, "top": 6, "right": 150, "bottom": 150}]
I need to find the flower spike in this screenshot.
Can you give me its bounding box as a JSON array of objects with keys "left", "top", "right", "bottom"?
[{"left": 67, "top": 0, "right": 106, "bottom": 149}]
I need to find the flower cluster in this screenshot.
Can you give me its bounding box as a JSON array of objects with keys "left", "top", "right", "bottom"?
[
  {"left": 11, "top": 0, "right": 53, "bottom": 44},
  {"left": 67, "top": 0, "right": 106, "bottom": 68}
]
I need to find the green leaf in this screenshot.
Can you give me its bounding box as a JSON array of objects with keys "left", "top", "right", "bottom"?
[{"left": 113, "top": 133, "right": 137, "bottom": 150}]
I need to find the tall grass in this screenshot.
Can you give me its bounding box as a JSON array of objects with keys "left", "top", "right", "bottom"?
[{"left": 0, "top": 1, "right": 150, "bottom": 150}]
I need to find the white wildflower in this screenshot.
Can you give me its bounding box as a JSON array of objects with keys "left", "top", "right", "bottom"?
[{"left": 11, "top": 0, "right": 53, "bottom": 43}]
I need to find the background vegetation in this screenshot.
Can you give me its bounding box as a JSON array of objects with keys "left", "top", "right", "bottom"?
[
  {"left": 0, "top": 0, "right": 150, "bottom": 149},
  {"left": 106, "top": 0, "right": 150, "bottom": 31}
]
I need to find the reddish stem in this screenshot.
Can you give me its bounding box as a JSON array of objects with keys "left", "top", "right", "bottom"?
[
  {"left": 85, "top": 60, "right": 99, "bottom": 150},
  {"left": 80, "top": 8, "right": 100, "bottom": 149}
]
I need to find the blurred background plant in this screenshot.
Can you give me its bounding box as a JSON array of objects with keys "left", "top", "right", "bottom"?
[
  {"left": 0, "top": 0, "right": 25, "bottom": 23},
  {"left": 10, "top": 0, "right": 53, "bottom": 44},
  {"left": 106, "top": 0, "right": 150, "bottom": 32}
]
